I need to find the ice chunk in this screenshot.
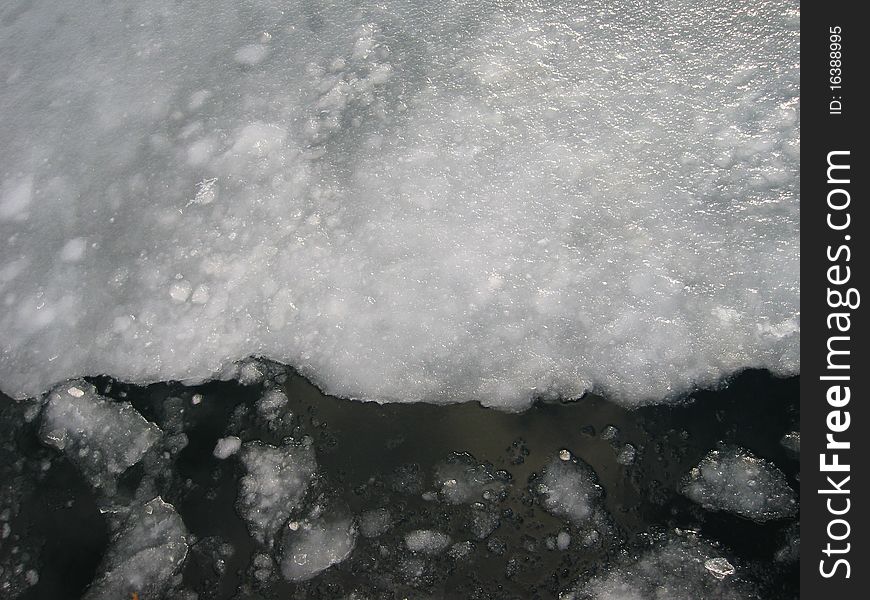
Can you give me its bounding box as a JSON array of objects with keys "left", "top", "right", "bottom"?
[
  {"left": 682, "top": 446, "right": 797, "bottom": 522},
  {"left": 38, "top": 381, "right": 161, "bottom": 494},
  {"left": 556, "top": 531, "right": 571, "bottom": 551},
  {"left": 83, "top": 497, "right": 188, "bottom": 600},
  {"left": 566, "top": 535, "right": 755, "bottom": 600},
  {"left": 433, "top": 453, "right": 508, "bottom": 504},
  {"left": 469, "top": 507, "right": 500, "bottom": 540},
  {"left": 538, "top": 454, "right": 606, "bottom": 526},
  {"left": 704, "top": 557, "right": 736, "bottom": 580},
  {"left": 0, "top": 0, "right": 799, "bottom": 410},
  {"left": 405, "top": 530, "right": 451, "bottom": 555},
  {"left": 358, "top": 508, "right": 392, "bottom": 538},
  {"left": 616, "top": 443, "right": 637, "bottom": 466},
  {"left": 279, "top": 516, "right": 356, "bottom": 582},
  {"left": 212, "top": 436, "right": 242, "bottom": 459},
  {"left": 256, "top": 389, "right": 289, "bottom": 426},
  {"left": 237, "top": 440, "right": 316, "bottom": 544}
]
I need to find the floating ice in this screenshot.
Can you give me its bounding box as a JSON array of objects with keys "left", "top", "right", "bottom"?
[
  {"left": 212, "top": 436, "right": 242, "bottom": 459},
  {"left": 616, "top": 443, "right": 637, "bottom": 466},
  {"left": 405, "top": 530, "right": 451, "bottom": 555},
  {"left": 682, "top": 445, "right": 797, "bottom": 522},
  {"left": 358, "top": 507, "right": 393, "bottom": 538},
  {"left": 279, "top": 516, "right": 356, "bottom": 582},
  {"left": 38, "top": 381, "right": 161, "bottom": 494},
  {"left": 433, "top": 453, "right": 508, "bottom": 504},
  {"left": 83, "top": 497, "right": 188, "bottom": 600},
  {"left": 237, "top": 440, "right": 317, "bottom": 544},
  {"left": 538, "top": 454, "right": 607, "bottom": 527},
  {"left": 564, "top": 535, "right": 754, "bottom": 600},
  {"left": 255, "top": 388, "right": 290, "bottom": 429},
  {"left": 0, "top": 0, "right": 799, "bottom": 409}
]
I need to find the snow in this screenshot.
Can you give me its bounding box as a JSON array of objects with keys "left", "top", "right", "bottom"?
[
  {"left": 433, "top": 453, "right": 508, "bottom": 504},
  {"left": 38, "top": 381, "right": 161, "bottom": 494},
  {"left": 279, "top": 516, "right": 357, "bottom": 582},
  {"left": 358, "top": 508, "right": 393, "bottom": 538},
  {"left": 704, "top": 557, "right": 736, "bottom": 580},
  {"left": 682, "top": 445, "right": 797, "bottom": 522},
  {"left": 616, "top": 443, "right": 637, "bottom": 466},
  {"left": 237, "top": 440, "right": 317, "bottom": 545},
  {"left": 0, "top": 0, "right": 799, "bottom": 410},
  {"left": 83, "top": 497, "right": 188, "bottom": 600}
]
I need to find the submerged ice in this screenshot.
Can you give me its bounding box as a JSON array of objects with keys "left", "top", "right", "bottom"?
[
  {"left": 564, "top": 535, "right": 755, "bottom": 600},
  {"left": 38, "top": 381, "right": 161, "bottom": 494},
  {"left": 682, "top": 445, "right": 797, "bottom": 522},
  {"left": 0, "top": 0, "right": 799, "bottom": 408}
]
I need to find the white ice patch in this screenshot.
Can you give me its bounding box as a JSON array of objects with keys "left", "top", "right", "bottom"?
[
  {"left": 237, "top": 440, "right": 317, "bottom": 544},
  {"left": 682, "top": 446, "right": 797, "bottom": 522},
  {"left": 404, "top": 529, "right": 451, "bottom": 555},
  {"left": 83, "top": 497, "right": 188, "bottom": 600},
  {"left": 538, "top": 454, "right": 606, "bottom": 527},
  {"left": 212, "top": 435, "right": 242, "bottom": 459},
  {"left": 0, "top": 0, "right": 799, "bottom": 409},
  {"left": 38, "top": 380, "right": 161, "bottom": 494},
  {"left": 279, "top": 516, "right": 357, "bottom": 582},
  {"left": 433, "top": 454, "right": 507, "bottom": 504},
  {"left": 358, "top": 507, "right": 393, "bottom": 538}
]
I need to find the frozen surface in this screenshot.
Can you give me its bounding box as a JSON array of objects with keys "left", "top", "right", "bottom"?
[
  {"left": 237, "top": 440, "right": 317, "bottom": 544},
  {"left": 279, "top": 516, "right": 356, "bottom": 582},
  {"left": 38, "top": 381, "right": 161, "bottom": 494},
  {"left": 682, "top": 446, "right": 796, "bottom": 522},
  {"left": 83, "top": 497, "right": 188, "bottom": 600},
  {"left": 0, "top": 0, "right": 799, "bottom": 409},
  {"left": 564, "top": 535, "right": 755, "bottom": 600}
]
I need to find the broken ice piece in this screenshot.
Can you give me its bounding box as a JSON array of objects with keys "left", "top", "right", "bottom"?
[
  {"left": 38, "top": 380, "right": 161, "bottom": 494},
  {"left": 279, "top": 516, "right": 356, "bottom": 582},
  {"left": 682, "top": 445, "right": 797, "bottom": 522},
  {"left": 83, "top": 497, "right": 188, "bottom": 600},
  {"left": 704, "top": 557, "right": 736, "bottom": 580},
  {"left": 237, "top": 440, "right": 316, "bottom": 545}
]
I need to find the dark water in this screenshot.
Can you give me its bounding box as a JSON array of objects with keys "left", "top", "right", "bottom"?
[{"left": 0, "top": 368, "right": 798, "bottom": 599}]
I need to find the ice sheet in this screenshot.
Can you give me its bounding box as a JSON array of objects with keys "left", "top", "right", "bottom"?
[{"left": 0, "top": 0, "right": 799, "bottom": 409}]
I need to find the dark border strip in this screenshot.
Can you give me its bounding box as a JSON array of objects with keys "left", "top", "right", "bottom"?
[{"left": 802, "top": 5, "right": 868, "bottom": 596}]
